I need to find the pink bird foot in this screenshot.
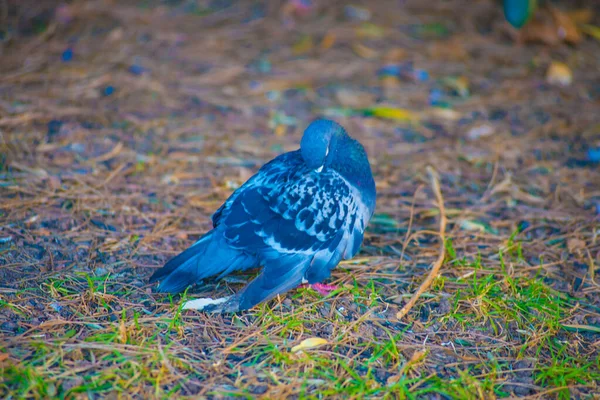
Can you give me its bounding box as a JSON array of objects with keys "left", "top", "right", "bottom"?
[{"left": 300, "top": 283, "right": 339, "bottom": 296}]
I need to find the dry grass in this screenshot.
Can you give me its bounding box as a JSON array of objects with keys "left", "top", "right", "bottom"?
[{"left": 1, "top": 0, "right": 599, "bottom": 398}]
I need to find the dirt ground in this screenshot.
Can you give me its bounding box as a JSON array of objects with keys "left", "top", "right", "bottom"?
[{"left": 1, "top": 0, "right": 599, "bottom": 398}]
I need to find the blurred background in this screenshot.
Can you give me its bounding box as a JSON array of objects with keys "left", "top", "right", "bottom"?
[
  {"left": 2, "top": 0, "right": 599, "bottom": 232},
  {"left": 2, "top": 0, "right": 599, "bottom": 153}
]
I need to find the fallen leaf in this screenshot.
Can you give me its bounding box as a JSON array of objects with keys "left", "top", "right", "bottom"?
[
  {"left": 320, "top": 32, "right": 336, "bottom": 51},
  {"left": 548, "top": 6, "right": 582, "bottom": 44},
  {"left": 274, "top": 125, "right": 286, "bottom": 137},
  {"left": 356, "top": 23, "right": 386, "bottom": 39},
  {"left": 546, "top": 61, "right": 572, "bottom": 86},
  {"left": 580, "top": 24, "right": 600, "bottom": 42},
  {"left": 352, "top": 43, "right": 378, "bottom": 59},
  {"left": 518, "top": 6, "right": 581, "bottom": 45},
  {"left": 519, "top": 18, "right": 561, "bottom": 45},
  {"left": 567, "top": 9, "right": 594, "bottom": 24},
  {"left": 293, "top": 35, "right": 313, "bottom": 55},
  {"left": 442, "top": 76, "right": 470, "bottom": 98},
  {"left": 291, "top": 338, "right": 328, "bottom": 353},
  {"left": 363, "top": 106, "right": 419, "bottom": 122}
]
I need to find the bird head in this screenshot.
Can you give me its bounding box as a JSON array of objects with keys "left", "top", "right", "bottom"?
[
  {"left": 300, "top": 119, "right": 346, "bottom": 172},
  {"left": 300, "top": 118, "right": 376, "bottom": 212}
]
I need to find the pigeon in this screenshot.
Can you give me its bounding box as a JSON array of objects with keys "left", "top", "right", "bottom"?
[{"left": 149, "top": 119, "right": 376, "bottom": 312}]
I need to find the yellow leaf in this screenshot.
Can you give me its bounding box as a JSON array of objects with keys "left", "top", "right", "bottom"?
[
  {"left": 320, "top": 32, "right": 336, "bottom": 51},
  {"left": 368, "top": 107, "right": 419, "bottom": 122},
  {"left": 352, "top": 43, "right": 378, "bottom": 59},
  {"left": 274, "top": 125, "right": 286, "bottom": 137},
  {"left": 291, "top": 337, "right": 328, "bottom": 353},
  {"left": 442, "top": 76, "right": 470, "bottom": 97},
  {"left": 581, "top": 24, "right": 600, "bottom": 41},
  {"left": 356, "top": 23, "right": 386, "bottom": 39},
  {"left": 293, "top": 35, "right": 313, "bottom": 55},
  {"left": 546, "top": 61, "right": 572, "bottom": 86}
]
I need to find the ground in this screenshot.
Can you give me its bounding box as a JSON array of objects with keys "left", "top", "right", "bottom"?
[{"left": 1, "top": 0, "right": 600, "bottom": 398}]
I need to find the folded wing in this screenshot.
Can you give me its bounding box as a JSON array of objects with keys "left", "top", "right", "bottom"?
[{"left": 214, "top": 152, "right": 371, "bottom": 310}]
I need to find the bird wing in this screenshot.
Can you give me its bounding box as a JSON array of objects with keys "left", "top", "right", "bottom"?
[
  {"left": 211, "top": 151, "right": 302, "bottom": 228},
  {"left": 213, "top": 151, "right": 371, "bottom": 310}
]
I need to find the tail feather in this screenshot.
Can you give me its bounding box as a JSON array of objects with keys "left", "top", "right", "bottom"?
[
  {"left": 149, "top": 234, "right": 212, "bottom": 284},
  {"left": 237, "top": 253, "right": 311, "bottom": 311},
  {"left": 150, "top": 230, "right": 256, "bottom": 294}
]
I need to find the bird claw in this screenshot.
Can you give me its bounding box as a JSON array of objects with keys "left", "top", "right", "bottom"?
[{"left": 301, "top": 283, "right": 339, "bottom": 296}]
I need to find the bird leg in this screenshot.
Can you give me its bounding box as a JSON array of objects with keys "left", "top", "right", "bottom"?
[{"left": 300, "top": 283, "right": 339, "bottom": 296}]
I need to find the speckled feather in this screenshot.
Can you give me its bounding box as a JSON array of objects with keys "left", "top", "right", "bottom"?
[{"left": 214, "top": 150, "right": 369, "bottom": 256}]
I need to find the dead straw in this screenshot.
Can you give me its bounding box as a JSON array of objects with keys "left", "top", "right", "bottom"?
[{"left": 396, "top": 166, "right": 447, "bottom": 320}]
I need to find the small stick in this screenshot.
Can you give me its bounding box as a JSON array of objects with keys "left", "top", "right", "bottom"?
[
  {"left": 396, "top": 166, "right": 447, "bottom": 320},
  {"left": 399, "top": 184, "right": 424, "bottom": 268}
]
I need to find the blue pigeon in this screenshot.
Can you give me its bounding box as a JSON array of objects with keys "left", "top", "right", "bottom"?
[{"left": 149, "top": 119, "right": 376, "bottom": 312}]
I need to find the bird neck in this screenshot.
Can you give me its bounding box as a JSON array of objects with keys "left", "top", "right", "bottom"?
[{"left": 328, "top": 136, "right": 376, "bottom": 209}]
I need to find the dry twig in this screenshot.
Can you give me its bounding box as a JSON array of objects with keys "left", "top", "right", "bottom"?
[{"left": 396, "top": 166, "right": 447, "bottom": 320}]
